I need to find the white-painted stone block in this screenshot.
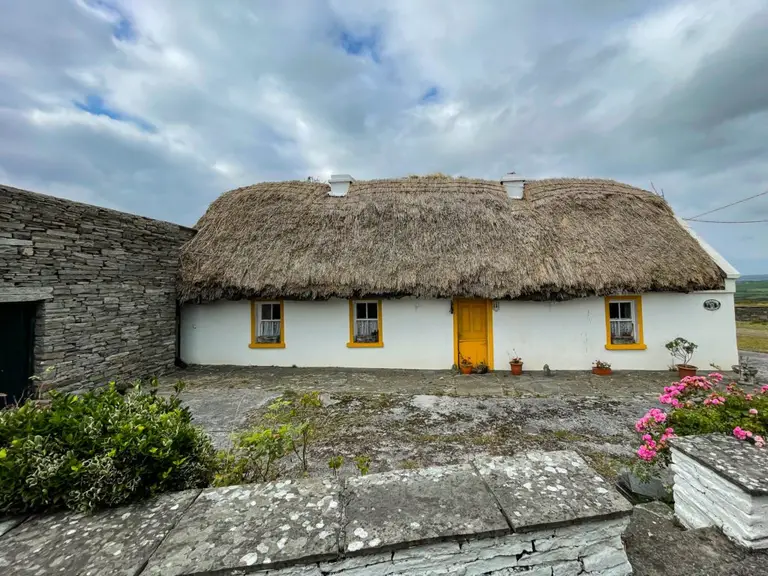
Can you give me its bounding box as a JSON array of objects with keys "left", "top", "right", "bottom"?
[{"left": 672, "top": 446, "right": 768, "bottom": 550}]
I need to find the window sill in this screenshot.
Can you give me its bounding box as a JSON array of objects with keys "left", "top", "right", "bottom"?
[
  {"left": 249, "top": 342, "right": 286, "bottom": 349},
  {"left": 347, "top": 342, "right": 384, "bottom": 348},
  {"left": 605, "top": 343, "right": 647, "bottom": 351}
]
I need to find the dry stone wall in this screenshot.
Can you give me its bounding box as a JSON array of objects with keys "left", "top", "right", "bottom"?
[
  {"left": 0, "top": 184, "right": 195, "bottom": 391},
  {"left": 671, "top": 434, "right": 768, "bottom": 550},
  {"left": 735, "top": 306, "right": 768, "bottom": 323}
]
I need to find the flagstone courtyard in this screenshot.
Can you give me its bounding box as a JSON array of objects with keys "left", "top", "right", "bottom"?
[
  {"left": 161, "top": 353, "right": 766, "bottom": 482},
  {"left": 159, "top": 366, "right": 682, "bottom": 481}
]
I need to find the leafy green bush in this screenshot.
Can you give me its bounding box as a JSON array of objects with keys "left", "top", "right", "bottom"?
[
  {"left": 0, "top": 381, "right": 216, "bottom": 514},
  {"left": 214, "top": 391, "right": 326, "bottom": 486}
]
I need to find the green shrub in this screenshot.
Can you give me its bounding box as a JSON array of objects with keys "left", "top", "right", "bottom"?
[
  {"left": 0, "top": 381, "right": 216, "bottom": 514},
  {"left": 214, "top": 391, "right": 326, "bottom": 486}
]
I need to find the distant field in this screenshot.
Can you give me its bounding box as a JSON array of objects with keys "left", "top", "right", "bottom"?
[
  {"left": 737, "top": 321, "right": 768, "bottom": 353},
  {"left": 735, "top": 279, "right": 768, "bottom": 304}
]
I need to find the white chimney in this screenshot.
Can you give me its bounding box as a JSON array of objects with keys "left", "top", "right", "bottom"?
[
  {"left": 328, "top": 174, "right": 355, "bottom": 197},
  {"left": 501, "top": 172, "right": 525, "bottom": 199}
]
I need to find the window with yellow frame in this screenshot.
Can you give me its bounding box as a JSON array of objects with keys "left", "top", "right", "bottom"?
[
  {"left": 604, "top": 295, "right": 646, "bottom": 350},
  {"left": 249, "top": 300, "right": 285, "bottom": 348},
  {"left": 348, "top": 300, "right": 383, "bottom": 347}
]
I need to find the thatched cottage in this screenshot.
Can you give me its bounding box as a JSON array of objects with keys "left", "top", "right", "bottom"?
[{"left": 177, "top": 174, "right": 739, "bottom": 371}]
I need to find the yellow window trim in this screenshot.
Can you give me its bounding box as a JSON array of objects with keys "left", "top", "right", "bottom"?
[
  {"left": 347, "top": 299, "right": 383, "bottom": 348},
  {"left": 604, "top": 295, "right": 647, "bottom": 350},
  {"left": 249, "top": 299, "right": 286, "bottom": 349}
]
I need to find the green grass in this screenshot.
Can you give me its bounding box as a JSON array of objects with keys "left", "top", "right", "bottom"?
[
  {"left": 736, "top": 280, "right": 768, "bottom": 304},
  {"left": 737, "top": 321, "right": 768, "bottom": 353}
]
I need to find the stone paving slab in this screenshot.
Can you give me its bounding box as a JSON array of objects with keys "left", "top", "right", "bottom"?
[
  {"left": 671, "top": 434, "right": 768, "bottom": 496},
  {"left": 0, "top": 516, "right": 26, "bottom": 538},
  {"left": 474, "top": 450, "right": 632, "bottom": 532},
  {"left": 343, "top": 463, "right": 509, "bottom": 554},
  {"left": 144, "top": 477, "right": 341, "bottom": 575},
  {"left": 0, "top": 490, "right": 199, "bottom": 576}
]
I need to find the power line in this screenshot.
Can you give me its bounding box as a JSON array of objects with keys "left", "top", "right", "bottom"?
[
  {"left": 687, "top": 218, "right": 768, "bottom": 224},
  {"left": 684, "top": 189, "right": 768, "bottom": 220}
]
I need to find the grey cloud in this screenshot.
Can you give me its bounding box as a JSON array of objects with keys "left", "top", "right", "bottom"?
[{"left": 0, "top": 0, "right": 766, "bottom": 272}]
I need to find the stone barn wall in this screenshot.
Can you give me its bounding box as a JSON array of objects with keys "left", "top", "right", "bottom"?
[
  {"left": 0, "top": 185, "right": 195, "bottom": 391},
  {"left": 735, "top": 305, "right": 768, "bottom": 323}
]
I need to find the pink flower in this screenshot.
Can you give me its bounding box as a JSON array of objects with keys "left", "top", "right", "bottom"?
[
  {"left": 642, "top": 434, "right": 652, "bottom": 442},
  {"left": 756, "top": 436, "right": 766, "bottom": 448},
  {"left": 750, "top": 408, "right": 759, "bottom": 416},
  {"left": 746, "top": 394, "right": 754, "bottom": 401},
  {"left": 734, "top": 427, "right": 748, "bottom": 440},
  {"left": 637, "top": 445, "right": 657, "bottom": 461},
  {"left": 761, "top": 385, "right": 768, "bottom": 394},
  {"left": 665, "top": 427, "right": 675, "bottom": 435},
  {"left": 708, "top": 372, "right": 724, "bottom": 381}
]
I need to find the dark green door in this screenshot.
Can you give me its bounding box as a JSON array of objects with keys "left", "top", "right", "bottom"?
[{"left": 0, "top": 302, "right": 36, "bottom": 405}]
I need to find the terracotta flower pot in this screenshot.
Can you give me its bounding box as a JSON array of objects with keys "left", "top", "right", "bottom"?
[
  {"left": 459, "top": 364, "right": 473, "bottom": 375},
  {"left": 677, "top": 365, "right": 697, "bottom": 378},
  {"left": 592, "top": 367, "right": 612, "bottom": 376},
  {"left": 510, "top": 362, "right": 523, "bottom": 376}
]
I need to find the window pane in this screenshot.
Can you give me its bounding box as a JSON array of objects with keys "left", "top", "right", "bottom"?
[
  {"left": 610, "top": 320, "right": 636, "bottom": 344},
  {"left": 354, "top": 318, "right": 379, "bottom": 343},
  {"left": 619, "top": 302, "right": 632, "bottom": 319},
  {"left": 257, "top": 302, "right": 281, "bottom": 343},
  {"left": 609, "top": 302, "right": 619, "bottom": 319},
  {"left": 367, "top": 302, "right": 378, "bottom": 319},
  {"left": 356, "top": 302, "right": 366, "bottom": 319}
]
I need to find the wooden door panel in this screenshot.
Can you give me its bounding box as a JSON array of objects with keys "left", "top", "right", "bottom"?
[{"left": 456, "top": 299, "right": 488, "bottom": 366}]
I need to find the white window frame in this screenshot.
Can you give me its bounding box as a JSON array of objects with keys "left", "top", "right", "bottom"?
[
  {"left": 352, "top": 300, "right": 381, "bottom": 344},
  {"left": 608, "top": 299, "right": 637, "bottom": 345},
  {"left": 257, "top": 301, "right": 282, "bottom": 344}
]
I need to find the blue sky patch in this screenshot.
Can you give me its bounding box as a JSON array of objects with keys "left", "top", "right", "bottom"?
[
  {"left": 74, "top": 94, "right": 155, "bottom": 132},
  {"left": 420, "top": 86, "right": 441, "bottom": 104},
  {"left": 86, "top": 0, "right": 136, "bottom": 42},
  {"left": 336, "top": 26, "right": 382, "bottom": 63}
]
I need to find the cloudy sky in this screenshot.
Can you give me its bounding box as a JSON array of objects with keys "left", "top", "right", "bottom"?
[{"left": 1, "top": 0, "right": 767, "bottom": 273}]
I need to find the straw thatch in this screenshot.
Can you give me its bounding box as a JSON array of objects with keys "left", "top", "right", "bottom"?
[{"left": 178, "top": 176, "right": 725, "bottom": 303}]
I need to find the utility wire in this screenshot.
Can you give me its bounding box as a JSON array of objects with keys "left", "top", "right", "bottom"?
[
  {"left": 686, "top": 218, "right": 768, "bottom": 224},
  {"left": 684, "top": 189, "right": 768, "bottom": 220}
]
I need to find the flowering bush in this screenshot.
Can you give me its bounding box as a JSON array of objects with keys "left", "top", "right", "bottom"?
[{"left": 635, "top": 374, "right": 768, "bottom": 465}]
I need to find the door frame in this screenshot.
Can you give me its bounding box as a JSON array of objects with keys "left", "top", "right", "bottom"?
[{"left": 452, "top": 298, "right": 494, "bottom": 370}]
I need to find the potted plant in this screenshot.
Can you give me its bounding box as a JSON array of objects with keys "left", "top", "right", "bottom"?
[
  {"left": 509, "top": 353, "right": 523, "bottom": 376},
  {"left": 592, "top": 360, "right": 612, "bottom": 376},
  {"left": 459, "top": 355, "right": 473, "bottom": 375},
  {"left": 474, "top": 361, "right": 489, "bottom": 374},
  {"left": 665, "top": 338, "right": 698, "bottom": 378}
]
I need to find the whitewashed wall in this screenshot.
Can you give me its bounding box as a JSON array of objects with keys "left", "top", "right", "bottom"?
[
  {"left": 181, "top": 285, "right": 738, "bottom": 371},
  {"left": 181, "top": 298, "right": 455, "bottom": 369},
  {"left": 493, "top": 281, "right": 738, "bottom": 370}
]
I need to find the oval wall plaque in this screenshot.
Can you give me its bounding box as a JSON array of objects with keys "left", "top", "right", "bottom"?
[{"left": 703, "top": 299, "right": 721, "bottom": 311}]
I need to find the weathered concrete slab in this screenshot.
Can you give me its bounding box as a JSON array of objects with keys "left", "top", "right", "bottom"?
[
  {"left": 0, "top": 490, "right": 198, "bottom": 576},
  {"left": 475, "top": 450, "right": 632, "bottom": 532},
  {"left": 144, "top": 478, "right": 341, "bottom": 575},
  {"left": 0, "top": 516, "right": 27, "bottom": 538},
  {"left": 343, "top": 463, "right": 508, "bottom": 554},
  {"left": 672, "top": 433, "right": 768, "bottom": 495}
]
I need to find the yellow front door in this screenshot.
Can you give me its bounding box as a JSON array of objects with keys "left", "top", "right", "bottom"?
[{"left": 455, "top": 299, "right": 492, "bottom": 369}]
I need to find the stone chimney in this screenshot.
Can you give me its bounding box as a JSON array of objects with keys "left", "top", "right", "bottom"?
[
  {"left": 501, "top": 172, "right": 525, "bottom": 199},
  {"left": 328, "top": 174, "right": 355, "bottom": 197}
]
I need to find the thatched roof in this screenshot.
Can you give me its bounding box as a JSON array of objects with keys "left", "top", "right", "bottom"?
[{"left": 178, "top": 176, "right": 726, "bottom": 303}]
